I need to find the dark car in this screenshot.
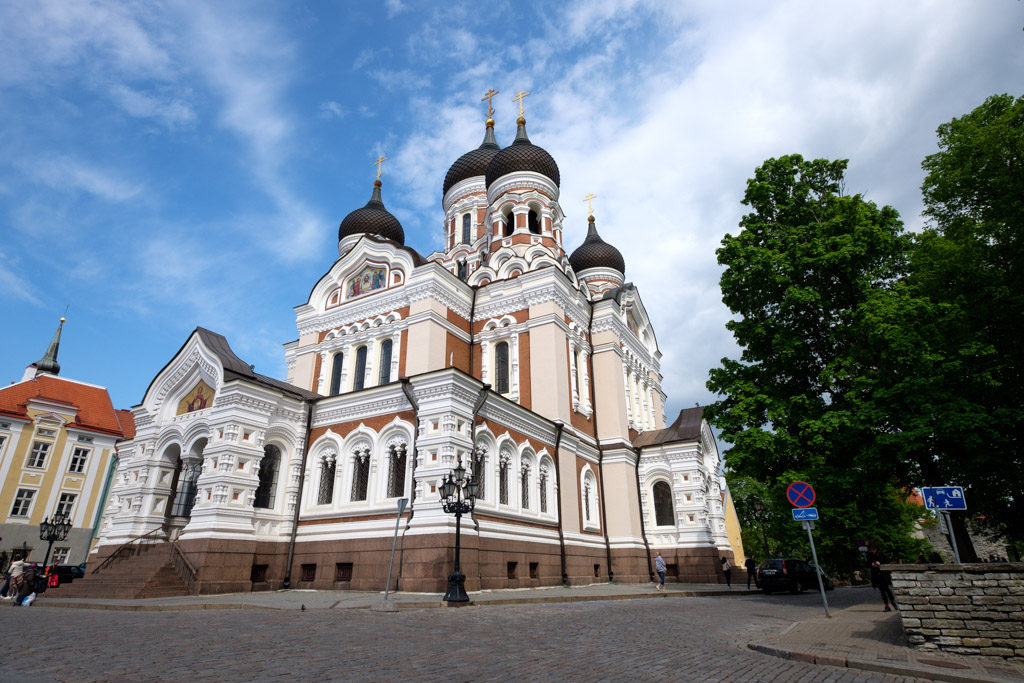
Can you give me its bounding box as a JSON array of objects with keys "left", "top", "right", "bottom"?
[{"left": 757, "top": 558, "right": 828, "bottom": 594}]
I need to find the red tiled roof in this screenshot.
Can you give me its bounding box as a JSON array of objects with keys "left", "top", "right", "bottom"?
[{"left": 0, "top": 375, "right": 132, "bottom": 438}]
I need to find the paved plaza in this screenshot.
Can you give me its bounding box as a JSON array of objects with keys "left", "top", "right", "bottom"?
[{"left": 1, "top": 586, "right": 1020, "bottom": 681}]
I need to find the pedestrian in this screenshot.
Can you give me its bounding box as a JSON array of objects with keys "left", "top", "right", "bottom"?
[
  {"left": 744, "top": 557, "right": 757, "bottom": 589},
  {"left": 6, "top": 557, "right": 27, "bottom": 603},
  {"left": 866, "top": 544, "right": 896, "bottom": 612},
  {"left": 654, "top": 552, "right": 666, "bottom": 591},
  {"left": 721, "top": 557, "right": 732, "bottom": 588}
]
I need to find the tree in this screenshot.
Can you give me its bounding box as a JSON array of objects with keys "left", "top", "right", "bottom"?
[
  {"left": 707, "top": 155, "right": 923, "bottom": 572},
  {"left": 908, "top": 93, "right": 1024, "bottom": 546}
]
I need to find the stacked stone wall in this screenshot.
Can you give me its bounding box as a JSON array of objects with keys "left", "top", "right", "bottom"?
[{"left": 887, "top": 563, "right": 1024, "bottom": 662}]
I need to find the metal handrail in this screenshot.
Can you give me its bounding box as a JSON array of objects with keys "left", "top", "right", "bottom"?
[
  {"left": 169, "top": 542, "right": 198, "bottom": 594},
  {"left": 91, "top": 526, "right": 164, "bottom": 574}
]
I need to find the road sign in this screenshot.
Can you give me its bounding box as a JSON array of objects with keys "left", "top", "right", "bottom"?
[
  {"left": 923, "top": 486, "right": 966, "bottom": 511},
  {"left": 792, "top": 507, "right": 818, "bottom": 521},
  {"left": 787, "top": 481, "right": 816, "bottom": 508}
]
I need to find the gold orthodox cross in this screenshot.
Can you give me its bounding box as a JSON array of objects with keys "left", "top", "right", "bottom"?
[
  {"left": 481, "top": 88, "right": 499, "bottom": 118},
  {"left": 512, "top": 90, "right": 530, "bottom": 117},
  {"left": 374, "top": 155, "right": 387, "bottom": 180},
  {"left": 584, "top": 193, "right": 597, "bottom": 216}
]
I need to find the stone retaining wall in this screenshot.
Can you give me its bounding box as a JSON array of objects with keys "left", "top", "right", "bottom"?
[{"left": 886, "top": 563, "right": 1024, "bottom": 661}]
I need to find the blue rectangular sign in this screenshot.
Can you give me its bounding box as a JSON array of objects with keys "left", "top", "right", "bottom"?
[
  {"left": 792, "top": 507, "right": 818, "bottom": 521},
  {"left": 923, "top": 486, "right": 966, "bottom": 511}
]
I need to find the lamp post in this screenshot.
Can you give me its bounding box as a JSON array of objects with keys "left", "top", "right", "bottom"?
[
  {"left": 39, "top": 513, "right": 72, "bottom": 566},
  {"left": 440, "top": 458, "right": 479, "bottom": 605}
]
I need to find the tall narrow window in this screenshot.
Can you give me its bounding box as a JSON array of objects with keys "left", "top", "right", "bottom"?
[
  {"left": 539, "top": 466, "right": 548, "bottom": 513},
  {"left": 387, "top": 443, "right": 407, "bottom": 498},
  {"left": 69, "top": 447, "right": 89, "bottom": 474},
  {"left": 584, "top": 481, "right": 592, "bottom": 522},
  {"left": 55, "top": 492, "right": 77, "bottom": 518},
  {"left": 504, "top": 211, "right": 514, "bottom": 237},
  {"left": 494, "top": 341, "right": 509, "bottom": 394},
  {"left": 653, "top": 481, "right": 675, "bottom": 526},
  {"left": 351, "top": 450, "right": 370, "bottom": 501},
  {"left": 462, "top": 214, "right": 471, "bottom": 244},
  {"left": 472, "top": 448, "right": 486, "bottom": 500},
  {"left": 521, "top": 464, "right": 530, "bottom": 509},
  {"left": 575, "top": 350, "right": 585, "bottom": 398},
  {"left": 171, "top": 460, "right": 202, "bottom": 517},
  {"left": 27, "top": 441, "right": 50, "bottom": 468},
  {"left": 318, "top": 456, "right": 336, "bottom": 505},
  {"left": 329, "top": 353, "right": 344, "bottom": 396},
  {"left": 499, "top": 456, "right": 510, "bottom": 505},
  {"left": 353, "top": 346, "right": 367, "bottom": 391},
  {"left": 254, "top": 445, "right": 280, "bottom": 509},
  {"left": 378, "top": 339, "right": 393, "bottom": 385},
  {"left": 527, "top": 209, "right": 540, "bottom": 234},
  {"left": 457, "top": 260, "right": 468, "bottom": 281}
]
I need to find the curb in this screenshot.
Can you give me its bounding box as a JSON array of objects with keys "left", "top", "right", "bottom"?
[{"left": 747, "top": 643, "right": 1008, "bottom": 683}]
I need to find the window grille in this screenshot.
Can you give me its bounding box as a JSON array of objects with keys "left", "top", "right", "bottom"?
[
  {"left": 653, "top": 481, "right": 675, "bottom": 526},
  {"left": 351, "top": 450, "right": 369, "bottom": 501},
  {"left": 499, "top": 456, "right": 510, "bottom": 505},
  {"left": 335, "top": 562, "right": 353, "bottom": 582},
  {"left": 318, "top": 456, "right": 336, "bottom": 505},
  {"left": 329, "top": 352, "right": 344, "bottom": 395},
  {"left": 387, "top": 444, "right": 407, "bottom": 498},
  {"left": 584, "top": 481, "right": 592, "bottom": 521},
  {"left": 378, "top": 339, "right": 392, "bottom": 384},
  {"left": 539, "top": 467, "right": 548, "bottom": 513},
  {"left": 494, "top": 342, "right": 509, "bottom": 394},
  {"left": 300, "top": 564, "right": 316, "bottom": 582},
  {"left": 68, "top": 447, "right": 89, "bottom": 474},
  {"left": 27, "top": 441, "right": 50, "bottom": 468},
  {"left": 472, "top": 448, "right": 486, "bottom": 499},
  {"left": 253, "top": 445, "right": 280, "bottom": 509},
  {"left": 10, "top": 488, "right": 35, "bottom": 517},
  {"left": 353, "top": 346, "right": 367, "bottom": 390},
  {"left": 521, "top": 464, "right": 530, "bottom": 509},
  {"left": 250, "top": 564, "right": 269, "bottom": 582}
]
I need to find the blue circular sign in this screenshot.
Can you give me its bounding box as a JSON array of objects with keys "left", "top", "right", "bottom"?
[{"left": 787, "top": 481, "right": 815, "bottom": 508}]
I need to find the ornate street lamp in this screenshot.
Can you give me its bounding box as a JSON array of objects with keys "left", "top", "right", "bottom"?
[
  {"left": 39, "top": 513, "right": 72, "bottom": 566},
  {"left": 440, "top": 458, "right": 479, "bottom": 605}
]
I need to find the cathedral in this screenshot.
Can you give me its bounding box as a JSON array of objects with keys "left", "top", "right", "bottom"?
[{"left": 89, "top": 93, "right": 741, "bottom": 596}]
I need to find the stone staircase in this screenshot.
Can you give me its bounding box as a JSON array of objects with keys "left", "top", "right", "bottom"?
[{"left": 53, "top": 542, "right": 190, "bottom": 599}]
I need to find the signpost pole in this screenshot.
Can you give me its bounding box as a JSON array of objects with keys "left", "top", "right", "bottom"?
[
  {"left": 805, "top": 522, "right": 831, "bottom": 617},
  {"left": 944, "top": 511, "right": 961, "bottom": 564}
]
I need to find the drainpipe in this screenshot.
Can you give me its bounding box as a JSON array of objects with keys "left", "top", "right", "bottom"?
[
  {"left": 395, "top": 377, "right": 420, "bottom": 588},
  {"left": 552, "top": 420, "right": 568, "bottom": 585},
  {"left": 586, "top": 298, "right": 614, "bottom": 582},
  {"left": 632, "top": 445, "right": 654, "bottom": 582},
  {"left": 86, "top": 453, "right": 120, "bottom": 565},
  {"left": 282, "top": 399, "right": 314, "bottom": 589}
]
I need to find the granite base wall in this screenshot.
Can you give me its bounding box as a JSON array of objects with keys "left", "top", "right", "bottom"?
[{"left": 887, "top": 563, "right": 1024, "bottom": 662}]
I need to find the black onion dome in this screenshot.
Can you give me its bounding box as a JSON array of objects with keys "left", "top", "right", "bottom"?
[
  {"left": 338, "top": 180, "right": 405, "bottom": 245},
  {"left": 443, "top": 121, "right": 501, "bottom": 196},
  {"left": 569, "top": 215, "right": 625, "bottom": 275},
  {"left": 485, "top": 117, "right": 560, "bottom": 189}
]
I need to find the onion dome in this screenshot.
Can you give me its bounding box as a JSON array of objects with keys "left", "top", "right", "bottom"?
[
  {"left": 338, "top": 180, "right": 405, "bottom": 245},
  {"left": 569, "top": 215, "right": 625, "bottom": 274},
  {"left": 443, "top": 118, "right": 501, "bottom": 196},
  {"left": 485, "top": 117, "right": 560, "bottom": 189}
]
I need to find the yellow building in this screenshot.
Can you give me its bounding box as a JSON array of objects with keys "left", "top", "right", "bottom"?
[{"left": 0, "top": 320, "right": 134, "bottom": 568}]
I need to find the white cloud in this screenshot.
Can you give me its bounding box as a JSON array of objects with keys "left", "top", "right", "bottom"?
[
  {"left": 384, "top": 0, "right": 407, "bottom": 19},
  {"left": 23, "top": 155, "right": 142, "bottom": 202},
  {"left": 0, "top": 254, "right": 42, "bottom": 307},
  {"left": 319, "top": 101, "right": 348, "bottom": 119},
  {"left": 109, "top": 84, "right": 196, "bottom": 128}
]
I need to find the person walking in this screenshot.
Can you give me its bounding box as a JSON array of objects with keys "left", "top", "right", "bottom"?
[
  {"left": 654, "top": 552, "right": 666, "bottom": 591},
  {"left": 721, "top": 557, "right": 732, "bottom": 588},
  {"left": 867, "top": 544, "right": 896, "bottom": 611},
  {"left": 744, "top": 557, "right": 757, "bottom": 589}
]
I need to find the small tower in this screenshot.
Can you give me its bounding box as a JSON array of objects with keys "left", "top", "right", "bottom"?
[
  {"left": 568, "top": 198, "right": 625, "bottom": 297},
  {"left": 24, "top": 316, "right": 65, "bottom": 380},
  {"left": 337, "top": 156, "right": 405, "bottom": 255}
]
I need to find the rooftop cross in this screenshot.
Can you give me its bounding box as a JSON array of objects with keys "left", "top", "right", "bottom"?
[
  {"left": 584, "top": 193, "right": 597, "bottom": 217},
  {"left": 374, "top": 155, "right": 387, "bottom": 180},
  {"left": 512, "top": 90, "right": 530, "bottom": 117},
  {"left": 481, "top": 88, "right": 499, "bottom": 118}
]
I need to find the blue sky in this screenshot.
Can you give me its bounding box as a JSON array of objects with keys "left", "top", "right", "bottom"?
[{"left": 1, "top": 1, "right": 1021, "bottom": 418}]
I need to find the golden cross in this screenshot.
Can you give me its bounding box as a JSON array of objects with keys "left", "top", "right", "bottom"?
[
  {"left": 584, "top": 193, "right": 597, "bottom": 216},
  {"left": 512, "top": 90, "right": 530, "bottom": 117},
  {"left": 481, "top": 88, "right": 499, "bottom": 118},
  {"left": 374, "top": 155, "right": 387, "bottom": 180}
]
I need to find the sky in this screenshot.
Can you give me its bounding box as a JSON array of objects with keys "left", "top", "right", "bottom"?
[{"left": 1, "top": 0, "right": 1021, "bottom": 420}]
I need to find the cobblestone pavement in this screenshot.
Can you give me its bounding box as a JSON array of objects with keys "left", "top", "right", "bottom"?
[{"left": 0, "top": 590, "right": 929, "bottom": 682}]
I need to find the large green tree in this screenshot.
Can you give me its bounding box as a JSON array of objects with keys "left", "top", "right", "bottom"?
[{"left": 707, "top": 155, "right": 924, "bottom": 572}]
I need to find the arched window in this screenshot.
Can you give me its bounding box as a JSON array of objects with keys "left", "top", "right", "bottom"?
[
  {"left": 351, "top": 449, "right": 370, "bottom": 501},
  {"left": 253, "top": 445, "right": 280, "bottom": 509},
  {"left": 387, "top": 443, "right": 407, "bottom": 497},
  {"left": 472, "top": 446, "right": 486, "bottom": 500},
  {"left": 353, "top": 346, "right": 368, "bottom": 390},
  {"left": 527, "top": 209, "right": 540, "bottom": 234},
  {"left": 653, "top": 480, "right": 675, "bottom": 526},
  {"left": 378, "top": 339, "right": 393, "bottom": 385},
  {"left": 329, "top": 352, "right": 344, "bottom": 396},
  {"left": 499, "top": 452, "right": 511, "bottom": 505},
  {"left": 462, "top": 213, "right": 471, "bottom": 244},
  {"left": 504, "top": 211, "right": 515, "bottom": 237},
  {"left": 318, "top": 455, "right": 336, "bottom": 505},
  {"left": 521, "top": 463, "right": 530, "bottom": 509},
  {"left": 171, "top": 439, "right": 205, "bottom": 518},
  {"left": 494, "top": 341, "right": 509, "bottom": 394},
  {"left": 539, "top": 465, "right": 549, "bottom": 513},
  {"left": 457, "top": 260, "right": 468, "bottom": 281},
  {"left": 582, "top": 469, "right": 598, "bottom": 526}
]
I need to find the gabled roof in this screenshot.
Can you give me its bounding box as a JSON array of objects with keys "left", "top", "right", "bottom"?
[
  {"left": 633, "top": 406, "right": 704, "bottom": 448},
  {"left": 193, "top": 328, "right": 319, "bottom": 401},
  {"left": 0, "top": 375, "right": 132, "bottom": 438}
]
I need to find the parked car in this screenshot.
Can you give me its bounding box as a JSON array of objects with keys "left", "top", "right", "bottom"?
[{"left": 757, "top": 558, "right": 831, "bottom": 594}]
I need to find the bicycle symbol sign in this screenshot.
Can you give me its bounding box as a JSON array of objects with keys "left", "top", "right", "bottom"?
[{"left": 786, "top": 481, "right": 816, "bottom": 508}]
